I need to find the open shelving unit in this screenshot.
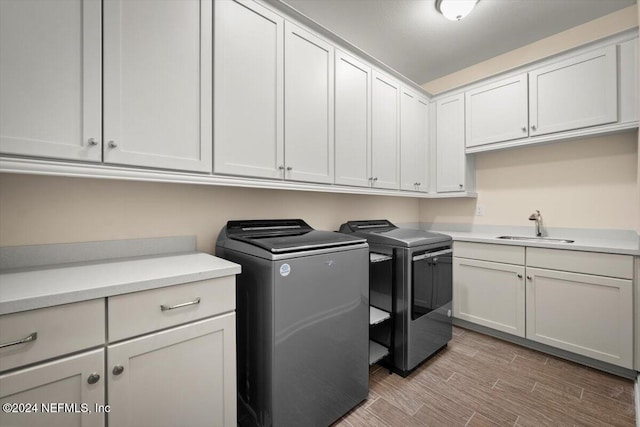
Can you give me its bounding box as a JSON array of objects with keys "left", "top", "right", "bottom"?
[{"left": 369, "top": 252, "right": 393, "bottom": 366}]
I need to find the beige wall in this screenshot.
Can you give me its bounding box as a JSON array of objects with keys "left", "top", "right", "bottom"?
[
  {"left": 420, "top": 132, "right": 639, "bottom": 229},
  {"left": 0, "top": 174, "right": 419, "bottom": 252},
  {"left": 421, "top": 5, "right": 640, "bottom": 232},
  {"left": 422, "top": 5, "right": 638, "bottom": 95}
]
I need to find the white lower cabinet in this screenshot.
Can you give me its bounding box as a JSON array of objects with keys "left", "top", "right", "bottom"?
[
  {"left": 108, "top": 314, "right": 236, "bottom": 427},
  {"left": 453, "top": 242, "right": 634, "bottom": 369},
  {"left": 525, "top": 267, "right": 633, "bottom": 369},
  {"left": 0, "top": 277, "right": 237, "bottom": 427},
  {"left": 453, "top": 258, "right": 525, "bottom": 337},
  {"left": 0, "top": 349, "right": 105, "bottom": 427}
]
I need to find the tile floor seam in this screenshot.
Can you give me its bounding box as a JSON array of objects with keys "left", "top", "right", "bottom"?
[{"left": 464, "top": 411, "right": 476, "bottom": 427}]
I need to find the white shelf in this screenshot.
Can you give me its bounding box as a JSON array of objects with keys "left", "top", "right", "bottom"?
[
  {"left": 370, "top": 306, "right": 390, "bottom": 326},
  {"left": 0, "top": 157, "right": 480, "bottom": 200},
  {"left": 370, "top": 253, "right": 392, "bottom": 263},
  {"left": 369, "top": 340, "right": 389, "bottom": 365}
]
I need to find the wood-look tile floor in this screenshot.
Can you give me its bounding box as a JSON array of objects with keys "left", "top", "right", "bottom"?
[{"left": 333, "top": 326, "right": 636, "bottom": 427}]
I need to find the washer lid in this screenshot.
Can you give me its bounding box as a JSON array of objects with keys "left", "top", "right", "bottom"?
[
  {"left": 339, "top": 220, "right": 451, "bottom": 247},
  {"left": 225, "top": 219, "right": 366, "bottom": 253}
]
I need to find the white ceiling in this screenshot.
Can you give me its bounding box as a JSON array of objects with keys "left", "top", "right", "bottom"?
[{"left": 279, "top": 0, "right": 636, "bottom": 85}]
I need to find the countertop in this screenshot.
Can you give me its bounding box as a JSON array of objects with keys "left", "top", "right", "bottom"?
[
  {"left": 413, "top": 224, "right": 640, "bottom": 256},
  {"left": 0, "top": 252, "right": 241, "bottom": 315},
  {"left": 443, "top": 231, "right": 640, "bottom": 255}
]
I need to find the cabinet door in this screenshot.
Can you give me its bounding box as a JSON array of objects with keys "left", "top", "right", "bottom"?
[
  {"left": 525, "top": 267, "right": 632, "bottom": 368},
  {"left": 371, "top": 72, "right": 400, "bottom": 190},
  {"left": 400, "top": 89, "right": 429, "bottom": 192},
  {"left": 103, "top": 0, "right": 212, "bottom": 172},
  {"left": 465, "top": 74, "right": 528, "bottom": 148},
  {"left": 529, "top": 45, "right": 617, "bottom": 137},
  {"left": 0, "top": 0, "right": 101, "bottom": 162},
  {"left": 453, "top": 258, "right": 525, "bottom": 337},
  {"left": 0, "top": 349, "right": 104, "bottom": 427},
  {"left": 284, "top": 22, "right": 334, "bottom": 184},
  {"left": 619, "top": 38, "right": 638, "bottom": 124},
  {"left": 335, "top": 51, "right": 371, "bottom": 187},
  {"left": 108, "top": 314, "right": 236, "bottom": 427},
  {"left": 214, "top": 0, "right": 284, "bottom": 179},
  {"left": 436, "top": 94, "right": 466, "bottom": 192}
]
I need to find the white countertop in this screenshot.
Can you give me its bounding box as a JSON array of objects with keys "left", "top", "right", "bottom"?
[
  {"left": 440, "top": 231, "right": 640, "bottom": 256},
  {"left": 0, "top": 252, "right": 241, "bottom": 315}
]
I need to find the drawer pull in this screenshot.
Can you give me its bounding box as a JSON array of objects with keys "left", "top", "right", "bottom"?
[
  {"left": 0, "top": 332, "right": 37, "bottom": 349},
  {"left": 87, "top": 373, "right": 101, "bottom": 385},
  {"left": 160, "top": 297, "right": 201, "bottom": 312},
  {"left": 112, "top": 365, "right": 125, "bottom": 376}
]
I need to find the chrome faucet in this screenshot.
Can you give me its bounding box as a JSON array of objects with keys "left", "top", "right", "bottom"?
[{"left": 528, "top": 210, "right": 543, "bottom": 237}]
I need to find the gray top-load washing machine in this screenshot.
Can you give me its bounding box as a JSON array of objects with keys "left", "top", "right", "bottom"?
[
  {"left": 216, "top": 219, "right": 369, "bottom": 427},
  {"left": 339, "top": 220, "right": 453, "bottom": 376}
]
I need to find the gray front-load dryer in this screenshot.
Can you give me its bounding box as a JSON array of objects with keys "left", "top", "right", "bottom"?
[{"left": 216, "top": 219, "right": 369, "bottom": 427}]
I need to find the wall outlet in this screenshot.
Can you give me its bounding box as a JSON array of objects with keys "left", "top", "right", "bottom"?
[{"left": 475, "top": 204, "right": 485, "bottom": 216}]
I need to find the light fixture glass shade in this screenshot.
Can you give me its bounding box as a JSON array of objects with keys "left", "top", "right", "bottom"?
[{"left": 437, "top": 0, "right": 478, "bottom": 21}]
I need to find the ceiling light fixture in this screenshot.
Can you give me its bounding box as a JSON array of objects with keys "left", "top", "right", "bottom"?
[{"left": 436, "top": 0, "right": 478, "bottom": 21}]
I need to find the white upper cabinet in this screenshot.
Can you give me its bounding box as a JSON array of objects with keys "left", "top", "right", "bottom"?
[
  {"left": 284, "top": 22, "right": 334, "bottom": 184},
  {"left": 400, "top": 89, "right": 429, "bottom": 192},
  {"left": 103, "top": 0, "right": 212, "bottom": 172},
  {"left": 436, "top": 94, "right": 467, "bottom": 192},
  {"left": 0, "top": 0, "right": 102, "bottom": 162},
  {"left": 528, "top": 45, "right": 617, "bottom": 137},
  {"left": 335, "top": 51, "right": 371, "bottom": 188},
  {"left": 371, "top": 72, "right": 400, "bottom": 190},
  {"left": 214, "top": 0, "right": 284, "bottom": 179},
  {"left": 619, "top": 38, "right": 638, "bottom": 124},
  {"left": 465, "top": 74, "right": 528, "bottom": 148}
]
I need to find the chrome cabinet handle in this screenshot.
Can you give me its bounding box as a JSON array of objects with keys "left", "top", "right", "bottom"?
[
  {"left": 286, "top": 166, "right": 293, "bottom": 171},
  {"left": 87, "top": 138, "right": 98, "bottom": 146},
  {"left": 108, "top": 141, "right": 118, "bottom": 148},
  {"left": 0, "top": 332, "right": 37, "bottom": 349},
  {"left": 459, "top": 184, "right": 463, "bottom": 189},
  {"left": 373, "top": 177, "right": 378, "bottom": 181},
  {"left": 517, "top": 273, "right": 523, "bottom": 279},
  {"left": 112, "top": 365, "right": 125, "bottom": 376},
  {"left": 87, "top": 373, "right": 101, "bottom": 384},
  {"left": 160, "top": 297, "right": 201, "bottom": 312},
  {"left": 527, "top": 275, "right": 532, "bottom": 280},
  {"left": 531, "top": 125, "right": 537, "bottom": 131},
  {"left": 521, "top": 127, "right": 527, "bottom": 132},
  {"left": 278, "top": 165, "right": 284, "bottom": 170}
]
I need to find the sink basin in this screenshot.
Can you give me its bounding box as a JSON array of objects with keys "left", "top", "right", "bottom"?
[{"left": 496, "top": 236, "right": 575, "bottom": 243}]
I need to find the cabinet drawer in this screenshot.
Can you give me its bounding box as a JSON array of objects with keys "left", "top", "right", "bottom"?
[
  {"left": 108, "top": 276, "right": 235, "bottom": 342},
  {"left": 453, "top": 242, "right": 525, "bottom": 265},
  {"left": 0, "top": 299, "right": 104, "bottom": 373},
  {"left": 526, "top": 248, "right": 633, "bottom": 279}
]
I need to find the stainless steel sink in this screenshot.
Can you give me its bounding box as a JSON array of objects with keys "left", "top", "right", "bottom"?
[{"left": 496, "top": 236, "right": 575, "bottom": 243}]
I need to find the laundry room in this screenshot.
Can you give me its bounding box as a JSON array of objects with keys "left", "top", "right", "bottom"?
[{"left": 0, "top": 0, "right": 639, "bottom": 426}]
